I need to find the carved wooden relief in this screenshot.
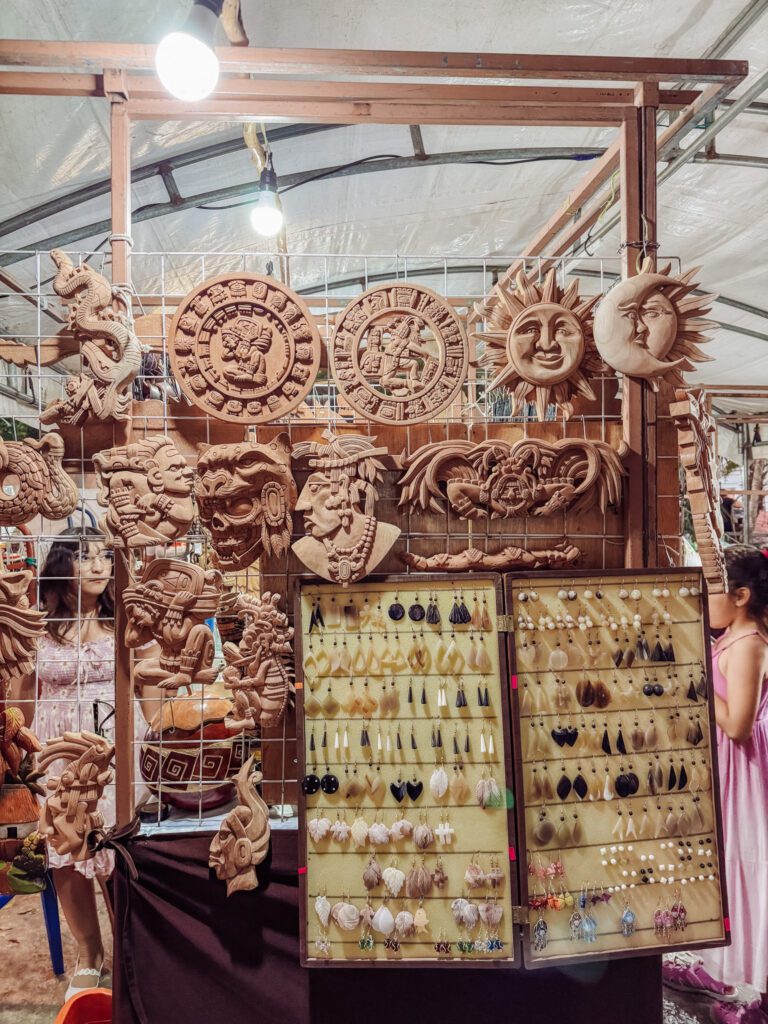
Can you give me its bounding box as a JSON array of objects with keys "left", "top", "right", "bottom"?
[
  {"left": 0, "top": 433, "right": 78, "bottom": 527},
  {"left": 169, "top": 273, "right": 321, "bottom": 423},
  {"left": 208, "top": 754, "right": 270, "bottom": 896},
  {"left": 38, "top": 731, "right": 114, "bottom": 863},
  {"left": 404, "top": 542, "right": 582, "bottom": 572},
  {"left": 195, "top": 434, "right": 296, "bottom": 572},
  {"left": 221, "top": 591, "right": 294, "bottom": 731},
  {"left": 670, "top": 388, "right": 727, "bottom": 594},
  {"left": 291, "top": 431, "right": 401, "bottom": 585},
  {"left": 0, "top": 707, "right": 41, "bottom": 782},
  {"left": 123, "top": 559, "right": 223, "bottom": 692},
  {"left": 0, "top": 570, "right": 47, "bottom": 695},
  {"left": 93, "top": 436, "right": 194, "bottom": 549},
  {"left": 593, "top": 261, "right": 715, "bottom": 390},
  {"left": 472, "top": 268, "right": 603, "bottom": 421},
  {"left": 329, "top": 283, "right": 468, "bottom": 423},
  {"left": 399, "top": 437, "right": 624, "bottom": 520}
]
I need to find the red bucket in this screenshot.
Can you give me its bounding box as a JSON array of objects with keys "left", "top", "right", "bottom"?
[{"left": 54, "top": 989, "right": 112, "bottom": 1024}]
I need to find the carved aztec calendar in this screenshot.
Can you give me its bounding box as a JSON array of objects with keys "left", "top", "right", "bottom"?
[
  {"left": 329, "top": 283, "right": 469, "bottom": 423},
  {"left": 169, "top": 273, "right": 322, "bottom": 423}
]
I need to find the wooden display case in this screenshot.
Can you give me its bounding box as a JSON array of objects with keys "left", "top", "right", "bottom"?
[
  {"left": 296, "top": 574, "right": 519, "bottom": 967},
  {"left": 505, "top": 568, "right": 728, "bottom": 968}
]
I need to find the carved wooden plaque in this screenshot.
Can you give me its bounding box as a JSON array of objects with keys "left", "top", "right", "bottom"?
[
  {"left": 329, "top": 283, "right": 468, "bottom": 423},
  {"left": 168, "top": 273, "right": 321, "bottom": 423}
]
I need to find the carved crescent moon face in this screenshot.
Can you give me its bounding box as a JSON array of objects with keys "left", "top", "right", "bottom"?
[
  {"left": 506, "top": 303, "right": 585, "bottom": 385},
  {"left": 593, "top": 276, "right": 681, "bottom": 378}
]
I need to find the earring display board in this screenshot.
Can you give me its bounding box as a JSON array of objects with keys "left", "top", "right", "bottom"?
[
  {"left": 296, "top": 575, "right": 518, "bottom": 967},
  {"left": 506, "top": 568, "right": 728, "bottom": 967}
]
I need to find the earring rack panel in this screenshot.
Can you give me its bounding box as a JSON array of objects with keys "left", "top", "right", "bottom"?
[
  {"left": 506, "top": 568, "right": 728, "bottom": 968},
  {"left": 295, "top": 574, "right": 518, "bottom": 967}
]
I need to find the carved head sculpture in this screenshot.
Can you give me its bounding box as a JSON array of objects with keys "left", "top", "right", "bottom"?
[
  {"left": 593, "top": 261, "right": 715, "bottom": 389},
  {"left": 208, "top": 755, "right": 270, "bottom": 897},
  {"left": 195, "top": 434, "right": 296, "bottom": 572},
  {"left": 291, "top": 430, "right": 401, "bottom": 585},
  {"left": 0, "top": 570, "right": 47, "bottom": 689},
  {"left": 94, "top": 436, "right": 194, "bottom": 548},
  {"left": 473, "top": 268, "right": 603, "bottom": 420},
  {"left": 0, "top": 433, "right": 78, "bottom": 527}
]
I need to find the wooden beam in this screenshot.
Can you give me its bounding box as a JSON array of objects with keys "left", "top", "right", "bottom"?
[{"left": 0, "top": 40, "right": 748, "bottom": 83}]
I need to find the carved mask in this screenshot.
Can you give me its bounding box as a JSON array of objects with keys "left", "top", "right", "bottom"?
[{"left": 195, "top": 433, "right": 296, "bottom": 572}]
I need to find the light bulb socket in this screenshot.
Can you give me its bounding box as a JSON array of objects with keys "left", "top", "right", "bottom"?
[
  {"left": 184, "top": 0, "right": 222, "bottom": 44},
  {"left": 258, "top": 153, "right": 279, "bottom": 194}
]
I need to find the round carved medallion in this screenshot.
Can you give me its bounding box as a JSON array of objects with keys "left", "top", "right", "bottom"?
[
  {"left": 329, "top": 283, "right": 469, "bottom": 423},
  {"left": 169, "top": 273, "right": 321, "bottom": 423}
]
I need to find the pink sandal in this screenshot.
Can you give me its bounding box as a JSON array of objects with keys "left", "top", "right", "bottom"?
[{"left": 662, "top": 959, "right": 738, "bottom": 1002}]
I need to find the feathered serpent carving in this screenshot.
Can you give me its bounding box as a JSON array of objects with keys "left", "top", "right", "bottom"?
[{"left": 0, "top": 433, "right": 78, "bottom": 527}]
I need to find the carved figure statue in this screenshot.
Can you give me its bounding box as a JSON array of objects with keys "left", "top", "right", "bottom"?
[
  {"left": 93, "top": 436, "right": 194, "bottom": 549},
  {"left": 404, "top": 542, "right": 582, "bottom": 572},
  {"left": 208, "top": 755, "right": 270, "bottom": 896},
  {"left": 38, "top": 250, "right": 142, "bottom": 425},
  {"left": 195, "top": 434, "right": 296, "bottom": 572},
  {"left": 221, "top": 592, "right": 294, "bottom": 731},
  {"left": 472, "top": 268, "right": 603, "bottom": 421},
  {"left": 0, "top": 570, "right": 47, "bottom": 693},
  {"left": 398, "top": 437, "right": 625, "bottom": 520},
  {"left": 123, "top": 559, "right": 223, "bottom": 692},
  {"left": 38, "top": 731, "right": 114, "bottom": 862},
  {"left": 0, "top": 707, "right": 42, "bottom": 782},
  {"left": 593, "top": 261, "right": 715, "bottom": 389},
  {"left": 0, "top": 433, "right": 78, "bottom": 527},
  {"left": 291, "top": 430, "right": 401, "bottom": 585}
]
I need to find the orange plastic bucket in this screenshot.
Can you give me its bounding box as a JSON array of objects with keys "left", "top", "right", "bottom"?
[{"left": 54, "top": 988, "right": 112, "bottom": 1024}]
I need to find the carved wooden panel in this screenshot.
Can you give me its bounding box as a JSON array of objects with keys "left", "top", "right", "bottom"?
[
  {"left": 0, "top": 570, "right": 47, "bottom": 695},
  {"left": 0, "top": 433, "right": 78, "bottom": 527},
  {"left": 168, "top": 273, "right": 321, "bottom": 423}
]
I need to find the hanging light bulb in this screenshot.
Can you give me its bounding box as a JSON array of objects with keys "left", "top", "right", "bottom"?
[
  {"left": 156, "top": 0, "right": 222, "bottom": 102},
  {"left": 251, "top": 154, "right": 284, "bottom": 237}
]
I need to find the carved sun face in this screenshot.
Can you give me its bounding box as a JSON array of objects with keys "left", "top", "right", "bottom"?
[{"left": 473, "top": 268, "right": 603, "bottom": 421}]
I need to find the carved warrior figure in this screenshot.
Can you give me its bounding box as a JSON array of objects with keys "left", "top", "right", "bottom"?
[
  {"left": 208, "top": 755, "right": 270, "bottom": 897},
  {"left": 169, "top": 273, "right": 321, "bottom": 423},
  {"left": 291, "top": 431, "right": 401, "bottom": 585},
  {"left": 398, "top": 437, "right": 624, "bottom": 520},
  {"left": 472, "top": 268, "right": 603, "bottom": 421},
  {"left": 0, "top": 570, "right": 47, "bottom": 693},
  {"left": 93, "top": 436, "right": 195, "bottom": 549},
  {"left": 40, "top": 250, "right": 142, "bottom": 425},
  {"left": 221, "top": 592, "right": 294, "bottom": 731},
  {"left": 671, "top": 388, "right": 727, "bottom": 594},
  {"left": 329, "top": 283, "right": 469, "bottom": 423},
  {"left": 593, "top": 261, "right": 715, "bottom": 390},
  {"left": 123, "top": 559, "right": 223, "bottom": 692},
  {"left": 405, "top": 541, "right": 582, "bottom": 572},
  {"left": 38, "top": 731, "right": 114, "bottom": 863},
  {"left": 0, "top": 433, "right": 78, "bottom": 527},
  {"left": 195, "top": 434, "right": 296, "bottom": 572}
]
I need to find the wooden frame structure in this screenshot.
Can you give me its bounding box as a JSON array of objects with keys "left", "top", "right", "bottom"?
[{"left": 0, "top": 40, "right": 748, "bottom": 825}]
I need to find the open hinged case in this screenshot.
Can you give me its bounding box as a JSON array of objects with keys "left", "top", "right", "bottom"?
[
  {"left": 505, "top": 567, "right": 729, "bottom": 968},
  {"left": 295, "top": 574, "right": 520, "bottom": 967}
]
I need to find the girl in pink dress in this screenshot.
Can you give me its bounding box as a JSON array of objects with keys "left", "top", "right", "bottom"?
[{"left": 664, "top": 547, "right": 768, "bottom": 1023}]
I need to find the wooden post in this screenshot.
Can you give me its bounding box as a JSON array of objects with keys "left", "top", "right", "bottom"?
[{"left": 109, "top": 96, "right": 135, "bottom": 826}]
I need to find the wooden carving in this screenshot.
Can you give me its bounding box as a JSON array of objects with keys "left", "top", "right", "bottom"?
[
  {"left": 329, "top": 283, "right": 468, "bottom": 423},
  {"left": 208, "top": 755, "right": 270, "bottom": 896},
  {"left": 221, "top": 591, "right": 294, "bottom": 731},
  {"left": 0, "top": 432, "right": 78, "bottom": 527},
  {"left": 0, "top": 707, "right": 41, "bottom": 782},
  {"left": 405, "top": 541, "right": 582, "bottom": 572},
  {"left": 38, "top": 731, "right": 114, "bottom": 863},
  {"left": 93, "top": 436, "right": 194, "bottom": 548},
  {"left": 291, "top": 431, "right": 401, "bottom": 585},
  {"left": 39, "top": 250, "right": 141, "bottom": 425},
  {"left": 123, "top": 559, "right": 223, "bottom": 692},
  {"left": 195, "top": 434, "right": 296, "bottom": 572},
  {"left": 398, "top": 437, "right": 624, "bottom": 520},
  {"left": 593, "top": 261, "right": 715, "bottom": 389},
  {"left": 169, "top": 273, "right": 321, "bottom": 423},
  {"left": 472, "top": 268, "right": 603, "bottom": 421},
  {"left": 671, "top": 388, "right": 727, "bottom": 594},
  {"left": 0, "top": 570, "right": 47, "bottom": 692}
]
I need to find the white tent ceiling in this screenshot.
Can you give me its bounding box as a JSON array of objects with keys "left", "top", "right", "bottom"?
[{"left": 0, "top": 0, "right": 766, "bottom": 392}]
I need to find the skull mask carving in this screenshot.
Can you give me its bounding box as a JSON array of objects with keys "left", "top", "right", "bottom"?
[{"left": 195, "top": 433, "right": 296, "bottom": 572}]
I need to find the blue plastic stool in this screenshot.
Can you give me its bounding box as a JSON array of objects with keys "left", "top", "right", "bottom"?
[{"left": 0, "top": 870, "right": 65, "bottom": 975}]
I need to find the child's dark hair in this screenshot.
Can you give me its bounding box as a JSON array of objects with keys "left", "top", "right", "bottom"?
[
  {"left": 39, "top": 526, "right": 114, "bottom": 643},
  {"left": 725, "top": 546, "right": 768, "bottom": 624}
]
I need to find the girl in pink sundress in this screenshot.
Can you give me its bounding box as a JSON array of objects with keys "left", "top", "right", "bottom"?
[{"left": 663, "top": 547, "right": 768, "bottom": 1023}]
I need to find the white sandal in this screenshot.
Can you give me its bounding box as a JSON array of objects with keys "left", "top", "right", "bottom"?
[{"left": 64, "top": 958, "right": 104, "bottom": 1002}]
